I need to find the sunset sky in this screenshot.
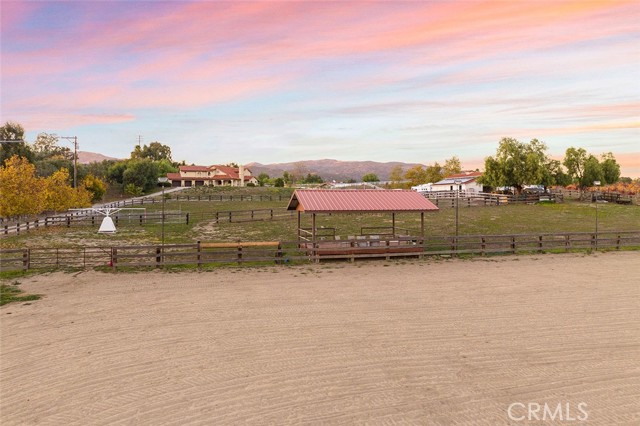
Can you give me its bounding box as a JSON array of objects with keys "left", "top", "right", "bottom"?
[{"left": 1, "top": 1, "right": 639, "bottom": 175}]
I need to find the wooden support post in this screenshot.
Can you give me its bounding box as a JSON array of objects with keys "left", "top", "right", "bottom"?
[
  {"left": 91, "top": 216, "right": 95, "bottom": 226},
  {"left": 616, "top": 234, "right": 621, "bottom": 250},
  {"left": 67, "top": 216, "right": 71, "bottom": 227},
  {"left": 481, "top": 237, "right": 486, "bottom": 255},
  {"left": 112, "top": 248, "right": 118, "bottom": 269},
  {"left": 156, "top": 247, "right": 162, "bottom": 268},
  {"left": 565, "top": 235, "right": 570, "bottom": 252},
  {"left": 297, "top": 211, "right": 301, "bottom": 243},
  {"left": 4, "top": 225, "right": 7, "bottom": 235},
  {"left": 140, "top": 215, "right": 143, "bottom": 225},
  {"left": 186, "top": 213, "right": 190, "bottom": 224},
  {"left": 197, "top": 241, "right": 202, "bottom": 268},
  {"left": 22, "top": 249, "right": 30, "bottom": 271},
  {"left": 237, "top": 245, "right": 243, "bottom": 264},
  {"left": 538, "top": 235, "right": 543, "bottom": 253},
  {"left": 511, "top": 237, "right": 516, "bottom": 254},
  {"left": 392, "top": 212, "right": 396, "bottom": 237},
  {"left": 312, "top": 213, "right": 317, "bottom": 262},
  {"left": 229, "top": 211, "right": 232, "bottom": 222}
]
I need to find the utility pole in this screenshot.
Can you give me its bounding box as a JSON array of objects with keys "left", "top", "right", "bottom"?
[{"left": 59, "top": 136, "right": 78, "bottom": 188}]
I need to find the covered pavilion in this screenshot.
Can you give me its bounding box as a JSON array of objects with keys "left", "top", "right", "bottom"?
[{"left": 286, "top": 189, "right": 439, "bottom": 248}]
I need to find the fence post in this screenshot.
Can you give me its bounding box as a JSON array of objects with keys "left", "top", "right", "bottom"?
[
  {"left": 538, "top": 235, "right": 543, "bottom": 253},
  {"left": 35, "top": 219, "right": 39, "bottom": 229},
  {"left": 481, "top": 237, "right": 486, "bottom": 255},
  {"left": 16, "top": 222, "right": 20, "bottom": 234},
  {"left": 22, "top": 249, "right": 30, "bottom": 271},
  {"left": 91, "top": 216, "right": 95, "bottom": 226},
  {"left": 66, "top": 216, "right": 71, "bottom": 227},
  {"left": 511, "top": 237, "right": 516, "bottom": 254},
  {"left": 237, "top": 245, "right": 242, "bottom": 264},
  {"left": 115, "top": 216, "right": 119, "bottom": 226},
  {"left": 156, "top": 247, "right": 162, "bottom": 268},
  {"left": 197, "top": 241, "right": 202, "bottom": 268},
  {"left": 591, "top": 234, "right": 596, "bottom": 250},
  {"left": 186, "top": 213, "right": 189, "bottom": 225},
  {"left": 140, "top": 215, "right": 143, "bottom": 225},
  {"left": 616, "top": 234, "right": 621, "bottom": 250},
  {"left": 4, "top": 225, "right": 7, "bottom": 235},
  {"left": 565, "top": 235, "right": 570, "bottom": 252},
  {"left": 229, "top": 211, "right": 232, "bottom": 222},
  {"left": 270, "top": 209, "right": 273, "bottom": 220},
  {"left": 111, "top": 248, "right": 117, "bottom": 269}
]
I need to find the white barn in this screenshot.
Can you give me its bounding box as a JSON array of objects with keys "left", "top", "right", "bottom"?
[{"left": 430, "top": 172, "right": 484, "bottom": 193}]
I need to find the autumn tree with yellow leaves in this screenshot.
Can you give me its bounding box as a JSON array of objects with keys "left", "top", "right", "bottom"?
[{"left": 0, "top": 155, "right": 91, "bottom": 219}]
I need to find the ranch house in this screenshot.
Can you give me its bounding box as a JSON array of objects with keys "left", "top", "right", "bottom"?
[{"left": 166, "top": 164, "right": 258, "bottom": 187}]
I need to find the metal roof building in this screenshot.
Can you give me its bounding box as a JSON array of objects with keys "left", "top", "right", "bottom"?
[{"left": 287, "top": 189, "right": 439, "bottom": 242}]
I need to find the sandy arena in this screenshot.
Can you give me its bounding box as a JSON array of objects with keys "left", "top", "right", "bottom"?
[{"left": 1, "top": 252, "right": 639, "bottom": 425}]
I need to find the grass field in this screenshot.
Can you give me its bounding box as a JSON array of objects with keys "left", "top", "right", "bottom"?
[{"left": 1, "top": 191, "right": 638, "bottom": 249}]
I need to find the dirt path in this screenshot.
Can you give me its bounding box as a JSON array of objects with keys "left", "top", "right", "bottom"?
[{"left": 2, "top": 252, "right": 639, "bottom": 425}]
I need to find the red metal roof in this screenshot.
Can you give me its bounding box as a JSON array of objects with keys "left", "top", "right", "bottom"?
[{"left": 287, "top": 190, "right": 439, "bottom": 213}]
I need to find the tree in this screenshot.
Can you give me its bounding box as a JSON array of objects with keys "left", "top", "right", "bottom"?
[
  {"left": 540, "top": 158, "right": 570, "bottom": 190},
  {"left": 302, "top": 173, "right": 323, "bottom": 184},
  {"left": 43, "top": 168, "right": 77, "bottom": 212},
  {"left": 424, "top": 162, "right": 443, "bottom": 183},
  {"left": 442, "top": 156, "right": 462, "bottom": 177},
  {"left": 273, "top": 177, "right": 285, "bottom": 187},
  {"left": 122, "top": 159, "right": 160, "bottom": 192},
  {"left": 0, "top": 121, "right": 34, "bottom": 165},
  {"left": 257, "top": 173, "right": 270, "bottom": 187},
  {"left": 107, "top": 160, "right": 129, "bottom": 184},
  {"left": 0, "top": 155, "right": 43, "bottom": 218},
  {"left": 479, "top": 138, "right": 547, "bottom": 195},
  {"left": 563, "top": 147, "right": 610, "bottom": 191},
  {"left": 83, "top": 174, "right": 107, "bottom": 202},
  {"left": 362, "top": 173, "right": 379, "bottom": 183},
  {"left": 563, "top": 147, "right": 588, "bottom": 187},
  {"left": 131, "top": 142, "right": 173, "bottom": 162},
  {"left": 600, "top": 152, "right": 620, "bottom": 184},
  {"left": 389, "top": 165, "right": 404, "bottom": 185},
  {"left": 582, "top": 155, "right": 603, "bottom": 188},
  {"left": 404, "top": 165, "right": 428, "bottom": 186},
  {"left": 124, "top": 183, "right": 144, "bottom": 196}
]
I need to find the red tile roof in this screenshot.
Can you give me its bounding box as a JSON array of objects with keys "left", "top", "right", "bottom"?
[
  {"left": 179, "top": 165, "right": 211, "bottom": 172},
  {"left": 287, "top": 190, "right": 439, "bottom": 213},
  {"left": 166, "top": 172, "right": 182, "bottom": 180}
]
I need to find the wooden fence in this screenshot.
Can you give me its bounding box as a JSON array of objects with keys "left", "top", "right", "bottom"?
[
  {"left": 2, "top": 230, "right": 638, "bottom": 271},
  {"left": 424, "top": 192, "right": 562, "bottom": 207},
  {"left": 0, "top": 208, "right": 295, "bottom": 237},
  {"left": 1, "top": 212, "right": 189, "bottom": 236},
  {"left": 102, "top": 193, "right": 289, "bottom": 208},
  {"left": 552, "top": 189, "right": 637, "bottom": 204}
]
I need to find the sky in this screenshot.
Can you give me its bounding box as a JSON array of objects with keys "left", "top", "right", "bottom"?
[{"left": 1, "top": 0, "right": 639, "bottom": 176}]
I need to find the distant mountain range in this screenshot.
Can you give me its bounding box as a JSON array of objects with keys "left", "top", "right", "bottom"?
[
  {"left": 246, "top": 159, "right": 424, "bottom": 182},
  {"left": 77, "top": 151, "right": 119, "bottom": 164},
  {"left": 76, "top": 152, "right": 422, "bottom": 181}
]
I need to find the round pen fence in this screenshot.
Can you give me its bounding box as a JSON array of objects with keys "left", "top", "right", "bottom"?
[{"left": 2, "top": 230, "right": 639, "bottom": 272}]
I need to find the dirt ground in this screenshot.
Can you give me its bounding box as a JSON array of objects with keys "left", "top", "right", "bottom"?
[{"left": 1, "top": 252, "right": 639, "bottom": 425}]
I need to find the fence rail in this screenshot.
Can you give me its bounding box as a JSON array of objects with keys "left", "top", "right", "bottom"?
[
  {"left": 424, "top": 191, "right": 562, "bottom": 207},
  {"left": 0, "top": 208, "right": 295, "bottom": 237},
  {"left": 2, "top": 231, "right": 638, "bottom": 271},
  {"left": 102, "top": 193, "right": 289, "bottom": 208},
  {"left": 1, "top": 212, "right": 189, "bottom": 237}
]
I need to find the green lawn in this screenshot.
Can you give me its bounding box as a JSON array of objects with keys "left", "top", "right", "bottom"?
[{"left": 1, "top": 197, "right": 638, "bottom": 248}]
